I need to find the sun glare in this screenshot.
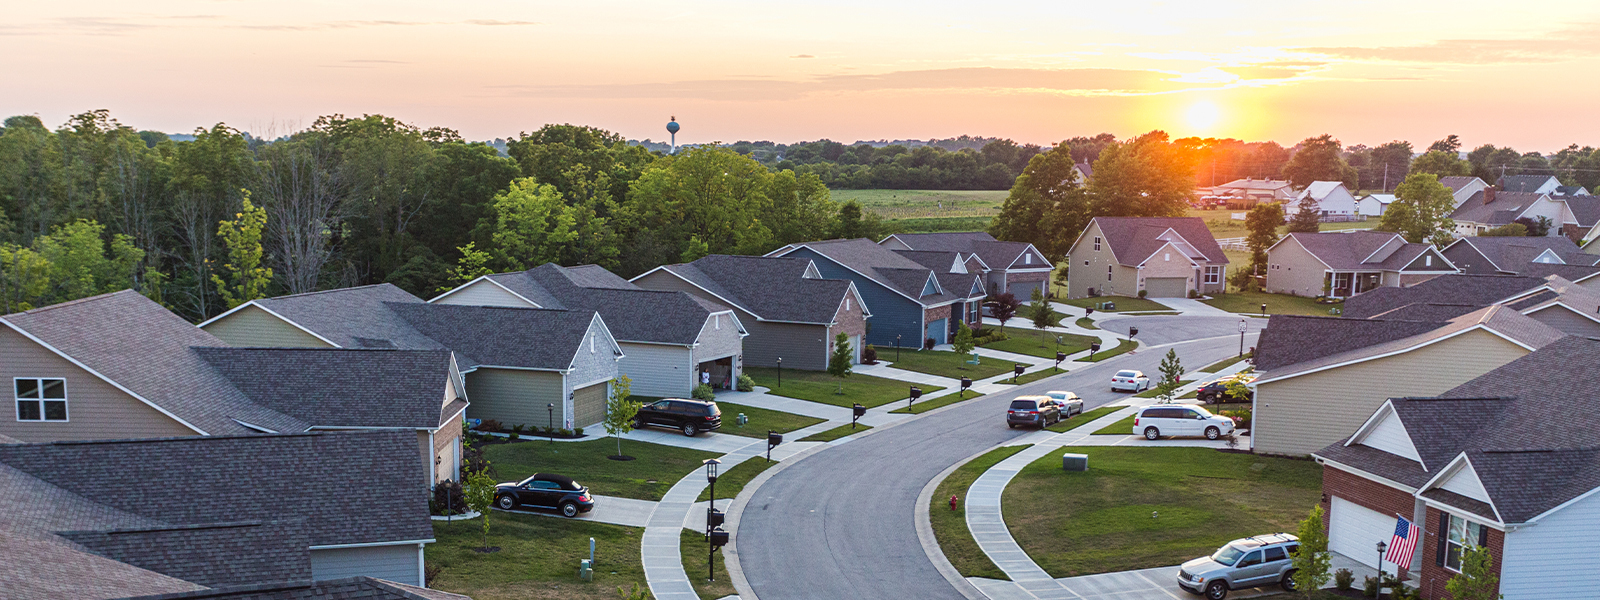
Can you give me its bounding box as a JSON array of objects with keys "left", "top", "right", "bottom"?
[{"left": 1185, "top": 100, "right": 1222, "bottom": 132}]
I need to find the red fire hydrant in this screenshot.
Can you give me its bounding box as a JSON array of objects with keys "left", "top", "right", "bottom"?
[{"left": 949, "top": 495, "right": 959, "bottom": 511}]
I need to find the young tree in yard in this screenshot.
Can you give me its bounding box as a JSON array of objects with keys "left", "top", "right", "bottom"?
[
  {"left": 463, "top": 463, "right": 497, "bottom": 551},
  {"left": 827, "top": 332, "right": 853, "bottom": 394},
  {"left": 602, "top": 375, "right": 637, "bottom": 459},
  {"left": 991, "top": 292, "right": 1020, "bottom": 328},
  {"left": 1029, "top": 286, "right": 1058, "bottom": 337},
  {"left": 1444, "top": 545, "right": 1502, "bottom": 600},
  {"left": 1379, "top": 173, "right": 1457, "bottom": 247},
  {"left": 1155, "top": 349, "right": 1184, "bottom": 403},
  {"left": 212, "top": 193, "right": 272, "bottom": 309},
  {"left": 1291, "top": 505, "right": 1333, "bottom": 594},
  {"left": 1236, "top": 202, "right": 1284, "bottom": 291},
  {"left": 1287, "top": 198, "right": 1321, "bottom": 233},
  {"left": 952, "top": 321, "right": 976, "bottom": 356}
]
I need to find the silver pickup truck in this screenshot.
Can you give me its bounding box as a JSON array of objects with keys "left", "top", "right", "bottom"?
[{"left": 1176, "top": 533, "right": 1301, "bottom": 599}]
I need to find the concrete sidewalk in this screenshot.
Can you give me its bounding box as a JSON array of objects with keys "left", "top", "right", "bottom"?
[{"left": 496, "top": 493, "right": 657, "bottom": 528}]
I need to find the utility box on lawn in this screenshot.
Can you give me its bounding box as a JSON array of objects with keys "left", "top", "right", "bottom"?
[{"left": 1062, "top": 453, "right": 1088, "bottom": 472}]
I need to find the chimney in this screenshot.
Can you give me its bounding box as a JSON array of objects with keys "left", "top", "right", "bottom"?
[{"left": 1483, "top": 188, "right": 1496, "bottom": 204}]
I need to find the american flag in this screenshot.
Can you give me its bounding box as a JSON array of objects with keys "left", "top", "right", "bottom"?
[{"left": 1385, "top": 516, "right": 1420, "bottom": 570}]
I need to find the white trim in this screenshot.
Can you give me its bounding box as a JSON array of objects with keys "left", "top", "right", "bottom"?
[
  {"left": 231, "top": 419, "right": 278, "bottom": 433},
  {"left": 1531, "top": 248, "right": 1565, "bottom": 264},
  {"left": 1419, "top": 453, "right": 1505, "bottom": 523},
  {"left": 11, "top": 376, "right": 69, "bottom": 423},
  {"left": 921, "top": 272, "right": 944, "bottom": 297},
  {"left": 458, "top": 365, "right": 569, "bottom": 374},
  {"left": 1418, "top": 496, "right": 1506, "bottom": 530},
  {"left": 1404, "top": 248, "right": 1458, "bottom": 273},
  {"left": 1255, "top": 324, "right": 1533, "bottom": 385},
  {"left": 963, "top": 252, "right": 993, "bottom": 272},
  {"left": 1524, "top": 483, "right": 1600, "bottom": 524},
  {"left": 1311, "top": 455, "right": 1419, "bottom": 493},
  {"left": 1357, "top": 233, "right": 1406, "bottom": 264},
  {"left": 1524, "top": 302, "right": 1600, "bottom": 326},
  {"left": 772, "top": 244, "right": 930, "bottom": 306},
  {"left": 198, "top": 301, "right": 342, "bottom": 348},
  {"left": 1267, "top": 234, "right": 1337, "bottom": 272},
  {"left": 567, "top": 313, "right": 626, "bottom": 372},
  {"left": 1136, "top": 241, "right": 1200, "bottom": 268},
  {"left": 1003, "top": 244, "right": 1049, "bottom": 271},
  {"left": 427, "top": 275, "right": 540, "bottom": 307},
  {"left": 1005, "top": 266, "right": 1055, "bottom": 273},
  {"left": 629, "top": 265, "right": 770, "bottom": 322},
  {"left": 310, "top": 538, "right": 435, "bottom": 550},
  {"left": 1444, "top": 238, "right": 1501, "bottom": 274},
  {"left": 690, "top": 310, "right": 750, "bottom": 347},
  {"left": 0, "top": 319, "right": 207, "bottom": 435}
]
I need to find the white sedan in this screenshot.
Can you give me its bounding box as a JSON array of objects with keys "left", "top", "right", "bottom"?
[
  {"left": 1044, "top": 391, "right": 1084, "bottom": 416},
  {"left": 1111, "top": 370, "right": 1151, "bottom": 393}
]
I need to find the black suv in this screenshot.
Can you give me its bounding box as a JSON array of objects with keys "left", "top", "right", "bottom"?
[
  {"left": 634, "top": 398, "right": 722, "bottom": 437},
  {"left": 1006, "top": 395, "right": 1062, "bottom": 429},
  {"left": 1196, "top": 373, "right": 1256, "bottom": 405}
]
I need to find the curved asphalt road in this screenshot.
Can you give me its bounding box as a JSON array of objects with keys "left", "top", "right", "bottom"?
[{"left": 736, "top": 316, "right": 1263, "bottom": 600}]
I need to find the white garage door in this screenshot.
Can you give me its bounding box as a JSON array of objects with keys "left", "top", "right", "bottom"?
[
  {"left": 1330, "top": 496, "right": 1400, "bottom": 570},
  {"left": 1145, "top": 277, "right": 1188, "bottom": 298},
  {"left": 849, "top": 335, "right": 862, "bottom": 364}
]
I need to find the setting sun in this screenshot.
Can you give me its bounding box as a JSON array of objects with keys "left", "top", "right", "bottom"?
[{"left": 1184, "top": 99, "right": 1222, "bottom": 132}]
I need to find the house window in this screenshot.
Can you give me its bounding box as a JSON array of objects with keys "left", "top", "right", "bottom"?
[
  {"left": 1093, "top": 237, "right": 1102, "bottom": 251},
  {"left": 1164, "top": 253, "right": 1171, "bottom": 262},
  {"left": 15, "top": 378, "right": 67, "bottom": 422},
  {"left": 1204, "top": 266, "right": 1221, "bottom": 284},
  {"left": 590, "top": 335, "right": 596, "bottom": 353},
  {"left": 845, "top": 297, "right": 851, "bottom": 311},
  {"left": 1445, "top": 514, "right": 1488, "bottom": 572},
  {"left": 1426, "top": 255, "right": 1433, "bottom": 267},
  {"left": 1107, "top": 265, "right": 1113, "bottom": 281}
]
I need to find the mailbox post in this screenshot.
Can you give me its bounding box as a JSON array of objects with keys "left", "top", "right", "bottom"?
[
  {"left": 766, "top": 430, "right": 782, "bottom": 462},
  {"left": 851, "top": 403, "right": 866, "bottom": 429},
  {"left": 907, "top": 386, "right": 922, "bottom": 411},
  {"left": 1055, "top": 351, "right": 1066, "bottom": 371},
  {"left": 1088, "top": 341, "right": 1101, "bottom": 361},
  {"left": 1013, "top": 363, "right": 1025, "bottom": 383},
  {"left": 959, "top": 377, "right": 971, "bottom": 398}
]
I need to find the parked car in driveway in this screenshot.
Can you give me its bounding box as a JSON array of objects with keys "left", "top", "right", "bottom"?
[
  {"left": 1177, "top": 533, "right": 1300, "bottom": 599},
  {"left": 1043, "top": 391, "right": 1083, "bottom": 416},
  {"left": 1196, "top": 373, "right": 1256, "bottom": 404},
  {"left": 1006, "top": 395, "right": 1061, "bottom": 429},
  {"left": 1111, "top": 370, "right": 1151, "bottom": 392},
  {"left": 1132, "top": 405, "right": 1237, "bottom": 440},
  {"left": 634, "top": 398, "right": 722, "bottom": 436},
  {"left": 495, "top": 473, "right": 595, "bottom": 517}
]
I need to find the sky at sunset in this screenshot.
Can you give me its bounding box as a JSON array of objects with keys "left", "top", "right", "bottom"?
[{"left": 5, "top": 1, "right": 1600, "bottom": 151}]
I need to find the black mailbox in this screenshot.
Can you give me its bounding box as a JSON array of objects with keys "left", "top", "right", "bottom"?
[
  {"left": 1055, "top": 352, "right": 1066, "bottom": 363},
  {"left": 767, "top": 431, "right": 783, "bottom": 448},
  {"left": 1129, "top": 326, "right": 1139, "bottom": 337},
  {"left": 960, "top": 377, "right": 972, "bottom": 390},
  {"left": 1085, "top": 307, "right": 1095, "bottom": 316},
  {"left": 1013, "top": 364, "right": 1025, "bottom": 377},
  {"left": 909, "top": 386, "right": 923, "bottom": 400},
  {"left": 1090, "top": 342, "right": 1101, "bottom": 353},
  {"left": 852, "top": 403, "right": 866, "bottom": 418},
  {"left": 707, "top": 508, "right": 725, "bottom": 528},
  {"left": 708, "top": 529, "right": 729, "bottom": 547}
]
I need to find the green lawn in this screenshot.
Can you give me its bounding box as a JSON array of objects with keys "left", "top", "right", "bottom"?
[
  {"left": 744, "top": 366, "right": 942, "bottom": 409},
  {"left": 980, "top": 328, "right": 1098, "bottom": 360},
  {"left": 1093, "top": 415, "right": 1137, "bottom": 435},
  {"left": 886, "top": 350, "right": 1014, "bottom": 379},
  {"left": 1074, "top": 317, "right": 1099, "bottom": 330},
  {"left": 680, "top": 529, "right": 733, "bottom": 600},
  {"left": 832, "top": 189, "right": 1007, "bottom": 220},
  {"left": 1004, "top": 447, "right": 1323, "bottom": 577},
  {"left": 1045, "top": 406, "right": 1124, "bottom": 432},
  {"left": 1080, "top": 338, "right": 1138, "bottom": 362},
  {"left": 798, "top": 422, "right": 872, "bottom": 442},
  {"left": 429, "top": 512, "right": 645, "bottom": 600},
  {"left": 697, "top": 457, "right": 777, "bottom": 502},
  {"left": 1198, "top": 353, "right": 1252, "bottom": 373},
  {"left": 890, "top": 216, "right": 996, "bottom": 233},
  {"left": 932, "top": 444, "right": 1033, "bottom": 580},
  {"left": 711, "top": 402, "right": 826, "bottom": 438},
  {"left": 484, "top": 438, "right": 718, "bottom": 502},
  {"left": 1201, "top": 290, "right": 1343, "bottom": 317},
  {"left": 1059, "top": 296, "right": 1169, "bottom": 312},
  {"left": 993, "top": 366, "right": 1067, "bottom": 386},
  {"left": 890, "top": 392, "right": 985, "bottom": 414}
]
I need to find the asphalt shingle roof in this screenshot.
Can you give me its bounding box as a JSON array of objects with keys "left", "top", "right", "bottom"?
[
  {"left": 386, "top": 301, "right": 601, "bottom": 369},
  {"left": 1498, "top": 175, "right": 1558, "bottom": 193},
  {"left": 1256, "top": 306, "right": 1564, "bottom": 382},
  {"left": 1343, "top": 274, "right": 1545, "bottom": 319},
  {"left": 60, "top": 520, "right": 311, "bottom": 588},
  {"left": 1450, "top": 236, "right": 1585, "bottom": 272},
  {"left": 1451, "top": 191, "right": 1548, "bottom": 225},
  {"left": 1437, "top": 176, "right": 1482, "bottom": 194},
  {"left": 1560, "top": 194, "right": 1600, "bottom": 227},
  {"left": 660, "top": 255, "right": 856, "bottom": 324},
  {"left": 253, "top": 284, "right": 440, "bottom": 350},
  {"left": 884, "top": 232, "right": 1038, "bottom": 271},
  {"left": 783, "top": 238, "right": 979, "bottom": 304},
  {"left": 1517, "top": 262, "right": 1600, "bottom": 281},
  {"left": 1091, "top": 217, "right": 1228, "bottom": 266},
  {"left": 2, "top": 291, "right": 307, "bottom": 436},
  {"left": 1281, "top": 231, "right": 1434, "bottom": 271},
  {"left": 118, "top": 577, "right": 472, "bottom": 600},
  {"left": 520, "top": 264, "right": 719, "bottom": 344},
  {"left": 195, "top": 348, "right": 457, "bottom": 429}
]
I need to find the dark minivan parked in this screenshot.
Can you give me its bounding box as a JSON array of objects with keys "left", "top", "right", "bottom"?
[
  {"left": 634, "top": 398, "right": 722, "bottom": 437},
  {"left": 1006, "top": 395, "right": 1062, "bottom": 429}
]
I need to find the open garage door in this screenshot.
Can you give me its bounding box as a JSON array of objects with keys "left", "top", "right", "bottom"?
[{"left": 1144, "top": 277, "right": 1188, "bottom": 298}]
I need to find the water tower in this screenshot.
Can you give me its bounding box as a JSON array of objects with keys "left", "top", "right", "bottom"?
[{"left": 666, "top": 116, "right": 680, "bottom": 154}]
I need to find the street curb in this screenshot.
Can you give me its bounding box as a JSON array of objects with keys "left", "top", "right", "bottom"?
[
  {"left": 916, "top": 445, "right": 1008, "bottom": 600},
  {"left": 722, "top": 441, "right": 834, "bottom": 600}
]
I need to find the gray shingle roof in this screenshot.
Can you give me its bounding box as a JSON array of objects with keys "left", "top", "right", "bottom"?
[
  {"left": 386, "top": 302, "right": 602, "bottom": 369},
  {"left": 1497, "top": 175, "right": 1558, "bottom": 193},
  {"left": 1437, "top": 176, "right": 1482, "bottom": 193},
  {"left": 195, "top": 348, "right": 457, "bottom": 429},
  {"left": 60, "top": 520, "right": 311, "bottom": 588},
  {"left": 1256, "top": 306, "right": 1564, "bottom": 382},
  {"left": 660, "top": 255, "right": 856, "bottom": 324},
  {"left": 2, "top": 291, "right": 307, "bottom": 436},
  {"left": 893, "top": 249, "right": 964, "bottom": 271},
  {"left": 884, "top": 233, "right": 1038, "bottom": 272},
  {"left": 117, "top": 577, "right": 473, "bottom": 600},
  {"left": 1365, "top": 303, "right": 1484, "bottom": 322},
  {"left": 1280, "top": 231, "right": 1437, "bottom": 271},
  {"left": 521, "top": 264, "right": 720, "bottom": 344},
  {"left": 1517, "top": 262, "right": 1600, "bottom": 281},
  {"left": 1450, "top": 190, "right": 1548, "bottom": 225},
  {"left": 783, "top": 238, "right": 980, "bottom": 304},
  {"left": 1450, "top": 236, "right": 1585, "bottom": 272},
  {"left": 252, "top": 284, "right": 440, "bottom": 350},
  {"left": 1091, "top": 217, "right": 1228, "bottom": 266},
  {"left": 1343, "top": 274, "right": 1545, "bottom": 319},
  {"left": 1255, "top": 315, "right": 1445, "bottom": 372},
  {"left": 1560, "top": 194, "right": 1600, "bottom": 227}
]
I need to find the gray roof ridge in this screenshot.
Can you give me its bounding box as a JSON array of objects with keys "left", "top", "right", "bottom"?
[
  {"left": 2, "top": 288, "right": 141, "bottom": 317},
  {"left": 58, "top": 520, "right": 273, "bottom": 536},
  {"left": 17, "top": 431, "right": 327, "bottom": 448},
  {"left": 257, "top": 282, "right": 405, "bottom": 302}
]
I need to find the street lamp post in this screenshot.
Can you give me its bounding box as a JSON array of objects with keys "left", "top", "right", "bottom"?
[
  {"left": 547, "top": 403, "right": 555, "bottom": 444},
  {"left": 1376, "top": 541, "right": 1387, "bottom": 594},
  {"left": 1260, "top": 302, "right": 1267, "bottom": 316},
  {"left": 895, "top": 335, "right": 902, "bottom": 362},
  {"left": 705, "top": 458, "right": 722, "bottom": 582},
  {"left": 1238, "top": 319, "right": 1247, "bottom": 357},
  {"left": 776, "top": 357, "right": 782, "bottom": 388}
]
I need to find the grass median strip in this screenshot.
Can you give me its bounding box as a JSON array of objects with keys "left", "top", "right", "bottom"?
[
  {"left": 885, "top": 350, "right": 1013, "bottom": 379},
  {"left": 1060, "top": 296, "right": 1169, "bottom": 312},
  {"left": 696, "top": 457, "right": 776, "bottom": 502},
  {"left": 798, "top": 422, "right": 872, "bottom": 442},
  {"left": 680, "top": 529, "right": 733, "bottom": 600},
  {"left": 980, "top": 328, "right": 1098, "bottom": 360},
  {"left": 1074, "top": 317, "right": 1099, "bottom": 330},
  {"left": 1045, "top": 406, "right": 1124, "bottom": 433},
  {"left": 1092, "top": 415, "right": 1137, "bottom": 435},
  {"left": 1198, "top": 353, "right": 1251, "bottom": 373},
  {"left": 890, "top": 392, "right": 985, "bottom": 414},
  {"left": 710, "top": 402, "right": 826, "bottom": 438},
  {"left": 744, "top": 366, "right": 944, "bottom": 409},
  {"left": 1003, "top": 447, "right": 1322, "bottom": 577},
  {"left": 1079, "top": 338, "right": 1137, "bottom": 362},
  {"left": 993, "top": 366, "right": 1067, "bottom": 386},
  {"left": 484, "top": 438, "right": 719, "bottom": 502},
  {"left": 931, "top": 444, "right": 1033, "bottom": 580},
  {"left": 430, "top": 512, "right": 645, "bottom": 600}
]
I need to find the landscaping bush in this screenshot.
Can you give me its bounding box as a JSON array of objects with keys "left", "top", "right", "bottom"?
[
  {"left": 736, "top": 374, "right": 756, "bottom": 392},
  {"left": 1138, "top": 289, "right": 1149, "bottom": 298},
  {"left": 1188, "top": 289, "right": 1199, "bottom": 299},
  {"left": 1363, "top": 575, "right": 1380, "bottom": 597},
  {"left": 692, "top": 384, "right": 715, "bottom": 401},
  {"left": 559, "top": 428, "right": 573, "bottom": 437},
  {"left": 924, "top": 337, "right": 935, "bottom": 350},
  {"left": 573, "top": 427, "right": 584, "bottom": 436},
  {"left": 475, "top": 419, "right": 502, "bottom": 432},
  {"left": 511, "top": 424, "right": 525, "bottom": 434},
  {"left": 1219, "top": 408, "right": 1252, "bottom": 430},
  {"left": 1334, "top": 568, "right": 1354, "bottom": 590},
  {"left": 862, "top": 345, "right": 878, "bottom": 364},
  {"left": 430, "top": 479, "right": 467, "bottom": 516}
]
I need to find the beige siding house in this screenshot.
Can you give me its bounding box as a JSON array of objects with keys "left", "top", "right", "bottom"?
[
  {"left": 1342, "top": 273, "right": 1600, "bottom": 339},
  {"left": 1066, "top": 217, "right": 1229, "bottom": 299},
  {"left": 1266, "top": 231, "right": 1456, "bottom": 298},
  {"left": 1250, "top": 306, "right": 1564, "bottom": 456}
]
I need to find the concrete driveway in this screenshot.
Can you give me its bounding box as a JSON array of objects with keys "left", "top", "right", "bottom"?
[{"left": 735, "top": 316, "right": 1260, "bottom": 600}]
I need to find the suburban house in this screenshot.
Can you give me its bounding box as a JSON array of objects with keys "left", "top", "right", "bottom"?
[
  {"left": 1440, "top": 236, "right": 1599, "bottom": 275},
  {"left": 2, "top": 291, "right": 468, "bottom": 486},
  {"left": 1205, "top": 178, "right": 1295, "bottom": 207},
  {"left": 1287, "top": 181, "right": 1359, "bottom": 217},
  {"left": 1065, "top": 217, "right": 1229, "bottom": 299},
  {"left": 878, "top": 231, "right": 1055, "bottom": 298},
  {"left": 1357, "top": 193, "right": 1394, "bottom": 217},
  {"left": 766, "top": 238, "right": 986, "bottom": 348},
  {"left": 1249, "top": 305, "right": 1564, "bottom": 456},
  {"left": 632, "top": 254, "right": 868, "bottom": 371},
  {"left": 1264, "top": 231, "right": 1456, "bottom": 298},
  {"left": 1072, "top": 161, "right": 1094, "bottom": 184},
  {"left": 1312, "top": 336, "right": 1600, "bottom": 599},
  {"left": 1342, "top": 273, "right": 1600, "bottom": 338},
  {"left": 200, "top": 284, "right": 622, "bottom": 431},
  {"left": 1557, "top": 184, "right": 1591, "bottom": 196},
  {"left": 0, "top": 430, "right": 442, "bottom": 594},
  {"left": 431, "top": 263, "right": 746, "bottom": 398},
  {"left": 1438, "top": 176, "right": 1489, "bottom": 207},
  {"left": 1498, "top": 174, "right": 1562, "bottom": 194},
  {"left": 1449, "top": 189, "right": 1574, "bottom": 237}
]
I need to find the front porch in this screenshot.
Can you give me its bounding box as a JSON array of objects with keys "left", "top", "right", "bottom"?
[{"left": 1326, "top": 271, "right": 1383, "bottom": 299}]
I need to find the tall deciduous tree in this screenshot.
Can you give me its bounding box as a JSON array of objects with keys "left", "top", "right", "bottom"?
[
  {"left": 1282, "top": 135, "right": 1357, "bottom": 188},
  {"left": 990, "top": 141, "right": 1088, "bottom": 264},
  {"left": 212, "top": 193, "right": 272, "bottom": 309},
  {"left": 484, "top": 178, "right": 581, "bottom": 270},
  {"left": 1409, "top": 150, "right": 1471, "bottom": 178},
  {"left": 1235, "top": 203, "right": 1284, "bottom": 291},
  {"left": 253, "top": 132, "right": 343, "bottom": 295},
  {"left": 1088, "top": 131, "right": 1195, "bottom": 220},
  {"left": 1379, "top": 173, "right": 1456, "bottom": 246},
  {"left": 1428, "top": 135, "right": 1462, "bottom": 154}
]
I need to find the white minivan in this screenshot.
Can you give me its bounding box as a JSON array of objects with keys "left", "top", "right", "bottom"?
[{"left": 1132, "top": 405, "right": 1236, "bottom": 440}]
